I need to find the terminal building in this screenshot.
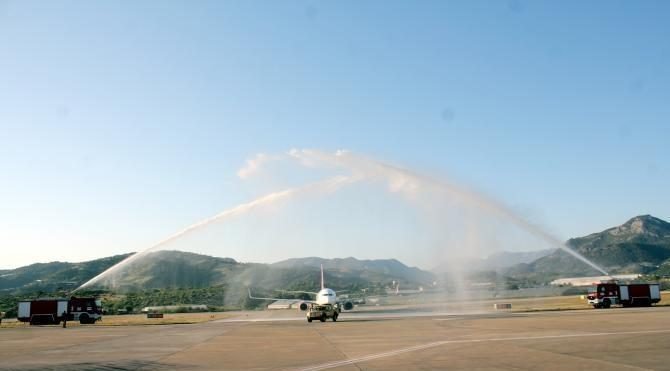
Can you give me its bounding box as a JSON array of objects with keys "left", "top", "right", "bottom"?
[{"left": 550, "top": 274, "right": 641, "bottom": 287}]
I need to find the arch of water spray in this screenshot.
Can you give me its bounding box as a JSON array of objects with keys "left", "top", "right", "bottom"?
[{"left": 74, "top": 149, "right": 607, "bottom": 293}]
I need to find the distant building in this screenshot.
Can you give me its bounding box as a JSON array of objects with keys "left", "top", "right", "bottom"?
[{"left": 550, "top": 274, "right": 641, "bottom": 287}]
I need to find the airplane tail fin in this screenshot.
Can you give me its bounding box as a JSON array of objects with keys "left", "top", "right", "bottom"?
[{"left": 320, "top": 264, "right": 325, "bottom": 290}]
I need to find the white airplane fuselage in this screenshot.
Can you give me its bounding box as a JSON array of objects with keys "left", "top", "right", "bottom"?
[{"left": 316, "top": 288, "right": 337, "bottom": 305}]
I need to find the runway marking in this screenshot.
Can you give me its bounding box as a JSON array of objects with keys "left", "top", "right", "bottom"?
[
  {"left": 216, "top": 311, "right": 490, "bottom": 323},
  {"left": 218, "top": 306, "right": 670, "bottom": 323},
  {"left": 296, "top": 329, "right": 670, "bottom": 371}
]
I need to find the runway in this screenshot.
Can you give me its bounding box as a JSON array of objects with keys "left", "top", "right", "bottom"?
[{"left": 1, "top": 306, "right": 670, "bottom": 370}]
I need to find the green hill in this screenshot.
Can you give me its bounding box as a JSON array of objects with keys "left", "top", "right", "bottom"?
[
  {"left": 0, "top": 250, "right": 435, "bottom": 314},
  {"left": 507, "top": 215, "right": 670, "bottom": 279},
  {"left": 272, "top": 257, "right": 434, "bottom": 286},
  {"left": 0, "top": 254, "right": 132, "bottom": 294}
]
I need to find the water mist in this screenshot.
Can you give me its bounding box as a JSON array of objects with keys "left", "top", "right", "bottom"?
[{"left": 75, "top": 149, "right": 607, "bottom": 297}]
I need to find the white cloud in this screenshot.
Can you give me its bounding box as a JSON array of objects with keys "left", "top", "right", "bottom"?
[{"left": 237, "top": 153, "right": 279, "bottom": 179}]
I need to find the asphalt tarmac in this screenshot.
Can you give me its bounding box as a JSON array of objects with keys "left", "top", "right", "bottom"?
[{"left": 1, "top": 306, "right": 669, "bottom": 370}]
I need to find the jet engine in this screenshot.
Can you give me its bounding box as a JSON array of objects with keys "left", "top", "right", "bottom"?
[
  {"left": 299, "top": 302, "right": 309, "bottom": 311},
  {"left": 342, "top": 301, "right": 354, "bottom": 311}
]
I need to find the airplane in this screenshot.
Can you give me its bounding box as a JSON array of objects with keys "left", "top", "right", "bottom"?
[{"left": 248, "top": 264, "right": 354, "bottom": 312}]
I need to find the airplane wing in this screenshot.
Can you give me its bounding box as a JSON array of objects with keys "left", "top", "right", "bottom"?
[
  {"left": 248, "top": 289, "right": 317, "bottom": 304},
  {"left": 274, "top": 289, "right": 319, "bottom": 296}
]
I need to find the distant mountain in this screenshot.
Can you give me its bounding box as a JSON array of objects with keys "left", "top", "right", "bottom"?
[
  {"left": 477, "top": 249, "right": 555, "bottom": 271},
  {"left": 273, "top": 257, "right": 435, "bottom": 285},
  {"left": 0, "top": 254, "right": 132, "bottom": 294},
  {"left": 0, "top": 251, "right": 434, "bottom": 297},
  {"left": 5, "top": 215, "right": 667, "bottom": 297},
  {"left": 430, "top": 249, "right": 555, "bottom": 275},
  {"left": 111, "top": 250, "right": 239, "bottom": 289},
  {"left": 508, "top": 215, "right": 670, "bottom": 277}
]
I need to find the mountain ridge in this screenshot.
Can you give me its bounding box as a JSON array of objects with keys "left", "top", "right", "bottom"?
[
  {"left": 3, "top": 215, "right": 668, "bottom": 296},
  {"left": 0, "top": 251, "right": 435, "bottom": 295},
  {"left": 507, "top": 215, "right": 670, "bottom": 278}
]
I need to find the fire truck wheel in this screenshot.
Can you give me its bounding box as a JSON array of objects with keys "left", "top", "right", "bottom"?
[
  {"left": 602, "top": 299, "right": 611, "bottom": 309},
  {"left": 307, "top": 318, "right": 312, "bottom": 323},
  {"left": 320, "top": 314, "right": 326, "bottom": 322},
  {"left": 79, "top": 313, "right": 90, "bottom": 324}
]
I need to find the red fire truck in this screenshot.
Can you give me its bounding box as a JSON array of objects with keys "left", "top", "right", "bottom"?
[
  {"left": 17, "top": 297, "right": 102, "bottom": 325},
  {"left": 587, "top": 282, "right": 661, "bottom": 309}
]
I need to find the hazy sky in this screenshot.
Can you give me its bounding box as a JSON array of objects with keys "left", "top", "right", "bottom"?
[{"left": 1, "top": 1, "right": 668, "bottom": 269}]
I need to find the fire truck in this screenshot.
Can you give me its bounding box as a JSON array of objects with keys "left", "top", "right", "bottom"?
[
  {"left": 587, "top": 282, "right": 661, "bottom": 309},
  {"left": 17, "top": 297, "right": 102, "bottom": 325}
]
